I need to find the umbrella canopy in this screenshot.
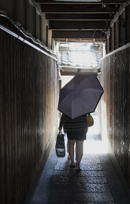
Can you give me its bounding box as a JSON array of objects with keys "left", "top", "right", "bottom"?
[{"left": 58, "top": 74, "right": 104, "bottom": 119}]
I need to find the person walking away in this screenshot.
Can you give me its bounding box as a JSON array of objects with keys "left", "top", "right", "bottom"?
[{"left": 59, "top": 113, "right": 88, "bottom": 172}]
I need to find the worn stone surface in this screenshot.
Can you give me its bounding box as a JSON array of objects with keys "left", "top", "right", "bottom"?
[
  {"left": 29, "top": 147, "right": 130, "bottom": 204},
  {"left": 47, "top": 156, "right": 113, "bottom": 204}
]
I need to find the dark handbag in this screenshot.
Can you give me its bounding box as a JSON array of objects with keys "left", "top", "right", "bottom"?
[{"left": 55, "top": 132, "right": 65, "bottom": 157}]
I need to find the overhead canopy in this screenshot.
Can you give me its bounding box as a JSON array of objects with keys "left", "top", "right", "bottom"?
[{"left": 35, "top": 0, "right": 127, "bottom": 40}]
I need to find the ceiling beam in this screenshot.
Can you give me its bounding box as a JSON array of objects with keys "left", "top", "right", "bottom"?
[
  {"left": 46, "top": 13, "right": 113, "bottom": 20},
  {"left": 53, "top": 38, "right": 105, "bottom": 42},
  {"left": 60, "top": 68, "right": 99, "bottom": 76},
  {"left": 49, "top": 20, "right": 109, "bottom": 29},
  {"left": 36, "top": 0, "right": 127, "bottom": 4},
  {"left": 41, "top": 4, "right": 117, "bottom": 13},
  {"left": 52, "top": 30, "right": 106, "bottom": 39}
]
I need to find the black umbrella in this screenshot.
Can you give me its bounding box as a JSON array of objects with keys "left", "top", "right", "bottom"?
[{"left": 58, "top": 74, "right": 104, "bottom": 119}]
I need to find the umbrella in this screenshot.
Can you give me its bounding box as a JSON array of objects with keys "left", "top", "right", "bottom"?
[{"left": 58, "top": 74, "right": 104, "bottom": 119}]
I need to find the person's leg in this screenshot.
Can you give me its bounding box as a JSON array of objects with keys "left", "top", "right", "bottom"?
[
  {"left": 67, "top": 139, "right": 70, "bottom": 159},
  {"left": 68, "top": 139, "right": 75, "bottom": 166},
  {"left": 76, "top": 140, "right": 84, "bottom": 170}
]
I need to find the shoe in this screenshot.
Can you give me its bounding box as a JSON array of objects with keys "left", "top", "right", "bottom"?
[
  {"left": 75, "top": 163, "right": 81, "bottom": 172},
  {"left": 76, "top": 168, "right": 81, "bottom": 173},
  {"left": 70, "top": 163, "right": 75, "bottom": 168}
]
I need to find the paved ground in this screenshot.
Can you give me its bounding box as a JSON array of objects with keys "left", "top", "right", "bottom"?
[
  {"left": 28, "top": 115, "right": 130, "bottom": 204},
  {"left": 28, "top": 138, "right": 130, "bottom": 204}
]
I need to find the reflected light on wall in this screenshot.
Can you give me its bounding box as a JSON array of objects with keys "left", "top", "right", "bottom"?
[{"left": 84, "top": 140, "right": 109, "bottom": 154}]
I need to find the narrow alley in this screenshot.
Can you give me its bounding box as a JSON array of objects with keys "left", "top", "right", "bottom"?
[
  {"left": 1, "top": 1, "right": 130, "bottom": 204},
  {"left": 29, "top": 115, "right": 130, "bottom": 204}
]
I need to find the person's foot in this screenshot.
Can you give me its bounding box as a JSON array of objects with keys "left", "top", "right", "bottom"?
[
  {"left": 75, "top": 163, "right": 81, "bottom": 172},
  {"left": 70, "top": 162, "right": 75, "bottom": 168},
  {"left": 76, "top": 167, "right": 81, "bottom": 172}
]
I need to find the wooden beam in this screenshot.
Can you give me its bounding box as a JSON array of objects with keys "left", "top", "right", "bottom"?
[
  {"left": 53, "top": 38, "right": 105, "bottom": 42},
  {"left": 52, "top": 30, "right": 106, "bottom": 39},
  {"left": 46, "top": 13, "right": 113, "bottom": 20},
  {"left": 114, "top": 19, "right": 119, "bottom": 48},
  {"left": 36, "top": 0, "right": 127, "bottom": 4},
  {"left": 110, "top": 0, "right": 130, "bottom": 27},
  {"left": 111, "top": 23, "right": 115, "bottom": 51},
  {"left": 41, "top": 4, "right": 117, "bottom": 13},
  {"left": 60, "top": 68, "right": 99, "bottom": 76},
  {"left": 119, "top": 12, "right": 126, "bottom": 46},
  {"left": 126, "top": 5, "right": 130, "bottom": 43},
  {"left": 49, "top": 20, "right": 109, "bottom": 30}
]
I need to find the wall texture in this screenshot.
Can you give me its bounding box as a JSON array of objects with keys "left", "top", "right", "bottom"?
[
  {"left": 0, "top": 27, "right": 59, "bottom": 204},
  {"left": 101, "top": 44, "right": 130, "bottom": 186},
  {"left": 0, "top": 0, "right": 48, "bottom": 45}
]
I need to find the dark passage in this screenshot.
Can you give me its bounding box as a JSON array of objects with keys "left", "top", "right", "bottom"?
[
  {"left": 1, "top": 1, "right": 130, "bottom": 204},
  {"left": 28, "top": 115, "right": 130, "bottom": 204}
]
